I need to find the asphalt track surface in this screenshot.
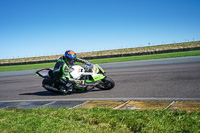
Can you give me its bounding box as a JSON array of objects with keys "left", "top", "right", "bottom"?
[{"left": 0, "top": 56, "right": 200, "bottom": 103}]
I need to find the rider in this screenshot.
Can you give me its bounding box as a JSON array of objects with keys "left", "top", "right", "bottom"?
[{"left": 53, "top": 50, "right": 92, "bottom": 92}]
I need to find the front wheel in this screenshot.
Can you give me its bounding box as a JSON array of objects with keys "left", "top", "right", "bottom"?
[{"left": 96, "top": 77, "right": 115, "bottom": 90}]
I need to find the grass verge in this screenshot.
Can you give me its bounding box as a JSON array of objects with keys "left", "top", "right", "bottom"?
[
  {"left": 1, "top": 41, "right": 200, "bottom": 64},
  {"left": 0, "top": 108, "right": 199, "bottom": 133},
  {"left": 0, "top": 50, "right": 200, "bottom": 72}
]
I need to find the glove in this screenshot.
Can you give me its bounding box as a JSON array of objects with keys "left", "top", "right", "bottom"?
[{"left": 75, "top": 80, "right": 85, "bottom": 85}]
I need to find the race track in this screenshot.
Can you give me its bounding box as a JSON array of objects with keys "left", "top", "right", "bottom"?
[{"left": 0, "top": 56, "right": 200, "bottom": 102}]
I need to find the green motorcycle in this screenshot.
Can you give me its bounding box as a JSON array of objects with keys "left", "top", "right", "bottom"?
[{"left": 36, "top": 64, "right": 115, "bottom": 94}]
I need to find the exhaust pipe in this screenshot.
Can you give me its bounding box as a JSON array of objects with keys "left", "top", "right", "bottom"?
[{"left": 43, "top": 85, "right": 58, "bottom": 92}]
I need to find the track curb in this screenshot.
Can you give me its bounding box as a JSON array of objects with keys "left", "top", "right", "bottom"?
[{"left": 0, "top": 100, "right": 200, "bottom": 112}]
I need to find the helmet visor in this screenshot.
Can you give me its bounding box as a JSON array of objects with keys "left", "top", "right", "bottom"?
[{"left": 65, "top": 58, "right": 75, "bottom": 65}]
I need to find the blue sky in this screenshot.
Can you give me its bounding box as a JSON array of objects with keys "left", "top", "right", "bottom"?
[{"left": 0, "top": 0, "right": 200, "bottom": 59}]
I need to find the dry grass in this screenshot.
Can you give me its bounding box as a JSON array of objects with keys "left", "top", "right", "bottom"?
[
  {"left": 1, "top": 41, "right": 200, "bottom": 65},
  {"left": 79, "top": 41, "right": 200, "bottom": 58}
]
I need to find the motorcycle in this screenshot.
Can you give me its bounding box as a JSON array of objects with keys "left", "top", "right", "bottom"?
[{"left": 35, "top": 64, "right": 115, "bottom": 94}]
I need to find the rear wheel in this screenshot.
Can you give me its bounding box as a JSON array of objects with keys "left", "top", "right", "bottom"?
[
  {"left": 96, "top": 77, "right": 115, "bottom": 90},
  {"left": 42, "top": 79, "right": 59, "bottom": 93},
  {"left": 43, "top": 79, "right": 71, "bottom": 94}
]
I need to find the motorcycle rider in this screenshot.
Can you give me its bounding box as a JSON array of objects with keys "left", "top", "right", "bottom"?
[{"left": 53, "top": 50, "right": 92, "bottom": 93}]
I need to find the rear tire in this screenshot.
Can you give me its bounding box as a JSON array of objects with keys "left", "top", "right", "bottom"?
[
  {"left": 96, "top": 77, "right": 115, "bottom": 90},
  {"left": 42, "top": 79, "right": 59, "bottom": 93}
]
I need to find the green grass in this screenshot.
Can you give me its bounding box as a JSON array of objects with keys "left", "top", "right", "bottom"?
[
  {"left": 0, "top": 108, "right": 199, "bottom": 133},
  {"left": 0, "top": 50, "right": 200, "bottom": 72},
  {"left": 0, "top": 62, "right": 55, "bottom": 72},
  {"left": 90, "top": 49, "right": 200, "bottom": 64}
]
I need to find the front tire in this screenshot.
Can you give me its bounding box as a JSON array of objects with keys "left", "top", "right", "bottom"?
[{"left": 96, "top": 77, "right": 115, "bottom": 90}]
